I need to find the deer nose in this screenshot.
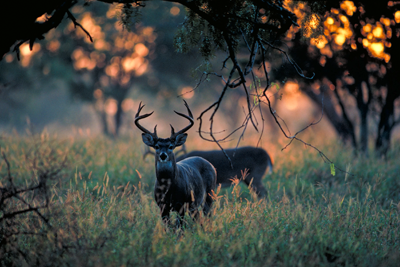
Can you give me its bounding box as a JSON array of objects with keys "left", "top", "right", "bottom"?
[{"left": 160, "top": 153, "right": 168, "bottom": 161}]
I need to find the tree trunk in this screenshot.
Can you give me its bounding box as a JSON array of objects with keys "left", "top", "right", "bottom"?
[
  {"left": 355, "top": 82, "right": 371, "bottom": 156},
  {"left": 359, "top": 107, "right": 368, "bottom": 154},
  {"left": 375, "top": 76, "right": 400, "bottom": 157},
  {"left": 113, "top": 83, "right": 130, "bottom": 137},
  {"left": 376, "top": 30, "right": 400, "bottom": 157},
  {"left": 301, "top": 85, "right": 357, "bottom": 148},
  {"left": 375, "top": 100, "right": 394, "bottom": 158},
  {"left": 100, "top": 107, "right": 111, "bottom": 136},
  {"left": 115, "top": 99, "right": 124, "bottom": 136}
]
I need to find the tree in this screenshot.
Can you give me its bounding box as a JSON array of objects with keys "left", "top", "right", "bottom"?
[
  {"left": 66, "top": 4, "right": 157, "bottom": 136},
  {"left": 2, "top": 0, "right": 341, "bottom": 163},
  {"left": 1, "top": 2, "right": 194, "bottom": 136},
  {"left": 273, "top": 1, "right": 400, "bottom": 157},
  {"left": 64, "top": 2, "right": 205, "bottom": 136}
]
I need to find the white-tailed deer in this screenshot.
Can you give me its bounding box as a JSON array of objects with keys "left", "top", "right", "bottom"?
[
  {"left": 176, "top": 147, "right": 273, "bottom": 198},
  {"left": 135, "top": 100, "right": 216, "bottom": 226},
  {"left": 144, "top": 145, "right": 273, "bottom": 198}
]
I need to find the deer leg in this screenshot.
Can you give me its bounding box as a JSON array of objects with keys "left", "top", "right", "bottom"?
[
  {"left": 243, "top": 178, "right": 268, "bottom": 198},
  {"left": 190, "top": 208, "right": 201, "bottom": 221},
  {"left": 175, "top": 214, "right": 183, "bottom": 228},
  {"left": 202, "top": 193, "right": 213, "bottom": 217},
  {"left": 252, "top": 181, "right": 268, "bottom": 198},
  {"left": 176, "top": 204, "right": 189, "bottom": 228},
  {"left": 160, "top": 205, "right": 171, "bottom": 224}
]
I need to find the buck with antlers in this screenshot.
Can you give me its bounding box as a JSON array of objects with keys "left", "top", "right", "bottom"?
[
  {"left": 135, "top": 100, "right": 216, "bottom": 226},
  {"left": 144, "top": 144, "right": 273, "bottom": 198}
]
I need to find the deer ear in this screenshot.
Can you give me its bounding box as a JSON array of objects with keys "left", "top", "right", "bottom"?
[
  {"left": 142, "top": 133, "right": 155, "bottom": 147},
  {"left": 174, "top": 133, "right": 187, "bottom": 147}
]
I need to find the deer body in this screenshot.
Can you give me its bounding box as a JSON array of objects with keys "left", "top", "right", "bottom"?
[
  {"left": 154, "top": 154, "right": 216, "bottom": 222},
  {"left": 135, "top": 101, "right": 216, "bottom": 226},
  {"left": 177, "top": 146, "right": 272, "bottom": 198}
]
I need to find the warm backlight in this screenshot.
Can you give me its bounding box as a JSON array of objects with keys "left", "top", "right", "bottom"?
[
  {"left": 170, "top": 6, "right": 180, "bottom": 16},
  {"left": 395, "top": 11, "right": 400, "bottom": 23}
]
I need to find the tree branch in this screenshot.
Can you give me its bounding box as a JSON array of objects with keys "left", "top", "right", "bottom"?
[{"left": 66, "top": 10, "right": 93, "bottom": 42}]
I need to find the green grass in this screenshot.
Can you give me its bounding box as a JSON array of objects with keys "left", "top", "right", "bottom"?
[{"left": 1, "top": 133, "right": 400, "bottom": 266}]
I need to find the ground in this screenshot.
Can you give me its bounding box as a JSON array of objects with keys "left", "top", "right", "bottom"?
[{"left": 1, "top": 133, "right": 400, "bottom": 266}]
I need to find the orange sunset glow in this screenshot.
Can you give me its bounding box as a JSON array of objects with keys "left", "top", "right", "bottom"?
[
  {"left": 67, "top": 7, "right": 156, "bottom": 83},
  {"left": 285, "top": 0, "right": 394, "bottom": 64}
]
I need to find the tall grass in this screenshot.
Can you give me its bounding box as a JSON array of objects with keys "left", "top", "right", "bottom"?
[{"left": 0, "top": 133, "right": 399, "bottom": 266}]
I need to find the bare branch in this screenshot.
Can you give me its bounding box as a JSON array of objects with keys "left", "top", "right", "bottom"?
[
  {"left": 224, "top": 33, "right": 258, "bottom": 132},
  {"left": 260, "top": 39, "right": 315, "bottom": 80},
  {"left": 256, "top": 40, "right": 353, "bottom": 176},
  {"left": 2, "top": 149, "right": 14, "bottom": 191},
  {"left": 197, "top": 68, "right": 236, "bottom": 168},
  {"left": 281, "top": 93, "right": 325, "bottom": 151},
  {"left": 66, "top": 10, "right": 93, "bottom": 42},
  {"left": 11, "top": 0, "right": 75, "bottom": 59},
  {"left": 250, "top": 71, "right": 266, "bottom": 148}
]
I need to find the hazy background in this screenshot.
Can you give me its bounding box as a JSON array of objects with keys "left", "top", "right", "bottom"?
[{"left": 1, "top": 1, "right": 398, "bottom": 160}]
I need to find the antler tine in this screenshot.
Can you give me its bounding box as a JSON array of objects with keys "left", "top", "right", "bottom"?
[
  {"left": 175, "top": 143, "right": 188, "bottom": 157},
  {"left": 154, "top": 125, "right": 158, "bottom": 136},
  {"left": 171, "top": 99, "right": 194, "bottom": 138},
  {"left": 183, "top": 99, "right": 193, "bottom": 118},
  {"left": 135, "top": 101, "right": 156, "bottom": 136},
  {"left": 142, "top": 145, "right": 155, "bottom": 160}
]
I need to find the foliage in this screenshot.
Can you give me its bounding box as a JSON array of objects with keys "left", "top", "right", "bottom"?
[
  {"left": 0, "top": 0, "right": 332, "bottom": 143},
  {"left": 2, "top": 1, "right": 399, "bottom": 170},
  {"left": 0, "top": 132, "right": 72, "bottom": 266},
  {"left": 1, "top": 2, "right": 179, "bottom": 135},
  {"left": 1, "top": 133, "right": 400, "bottom": 266},
  {"left": 273, "top": 1, "right": 400, "bottom": 157}
]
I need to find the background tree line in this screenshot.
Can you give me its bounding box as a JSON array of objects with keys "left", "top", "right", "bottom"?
[{"left": 1, "top": 0, "right": 399, "bottom": 157}]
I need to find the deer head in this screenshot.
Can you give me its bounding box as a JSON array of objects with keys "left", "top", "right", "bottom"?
[{"left": 135, "top": 100, "right": 194, "bottom": 165}]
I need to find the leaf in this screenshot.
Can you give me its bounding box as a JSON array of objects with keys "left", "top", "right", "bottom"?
[
  {"left": 253, "top": 95, "right": 259, "bottom": 106},
  {"left": 330, "top": 163, "right": 335, "bottom": 176},
  {"left": 271, "top": 82, "right": 280, "bottom": 91}
]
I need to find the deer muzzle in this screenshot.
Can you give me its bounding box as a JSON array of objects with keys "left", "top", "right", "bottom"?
[{"left": 159, "top": 152, "right": 168, "bottom": 162}]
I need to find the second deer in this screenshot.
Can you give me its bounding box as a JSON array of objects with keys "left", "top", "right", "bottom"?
[{"left": 177, "top": 146, "right": 273, "bottom": 198}]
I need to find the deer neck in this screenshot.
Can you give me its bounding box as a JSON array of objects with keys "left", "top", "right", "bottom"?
[{"left": 155, "top": 154, "right": 179, "bottom": 184}]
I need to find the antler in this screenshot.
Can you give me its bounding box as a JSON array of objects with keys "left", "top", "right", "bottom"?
[
  {"left": 142, "top": 145, "right": 156, "bottom": 160},
  {"left": 174, "top": 143, "right": 188, "bottom": 157},
  {"left": 170, "top": 100, "right": 194, "bottom": 139},
  {"left": 135, "top": 102, "right": 158, "bottom": 138}
]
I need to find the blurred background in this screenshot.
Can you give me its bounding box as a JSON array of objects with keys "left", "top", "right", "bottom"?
[{"left": 0, "top": 1, "right": 399, "bottom": 159}]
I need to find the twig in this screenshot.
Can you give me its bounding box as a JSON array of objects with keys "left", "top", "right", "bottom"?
[
  {"left": 281, "top": 92, "right": 325, "bottom": 151},
  {"left": 224, "top": 33, "right": 258, "bottom": 132},
  {"left": 198, "top": 68, "right": 236, "bottom": 168},
  {"left": 260, "top": 39, "right": 315, "bottom": 80},
  {"left": 251, "top": 71, "right": 266, "bottom": 148},
  {"left": 66, "top": 10, "right": 93, "bottom": 42},
  {"left": 2, "top": 149, "right": 14, "bottom": 191}
]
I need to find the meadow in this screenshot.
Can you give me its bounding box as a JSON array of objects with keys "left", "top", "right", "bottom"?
[{"left": 1, "top": 132, "right": 399, "bottom": 267}]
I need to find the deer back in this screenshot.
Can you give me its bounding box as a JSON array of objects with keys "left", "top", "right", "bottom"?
[{"left": 177, "top": 146, "right": 272, "bottom": 187}]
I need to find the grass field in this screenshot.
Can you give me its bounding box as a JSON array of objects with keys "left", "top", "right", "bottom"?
[{"left": 1, "top": 132, "right": 400, "bottom": 266}]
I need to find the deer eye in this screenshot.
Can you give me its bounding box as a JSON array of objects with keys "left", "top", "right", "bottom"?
[
  {"left": 168, "top": 145, "right": 174, "bottom": 150},
  {"left": 155, "top": 144, "right": 160, "bottom": 149}
]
